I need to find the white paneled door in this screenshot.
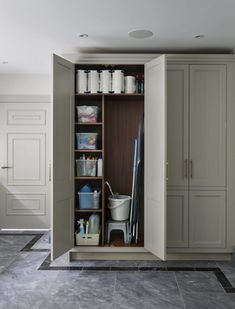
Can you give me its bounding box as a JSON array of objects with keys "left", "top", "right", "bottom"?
[
  {"left": 167, "top": 65, "right": 189, "bottom": 188},
  {"left": 189, "top": 65, "right": 226, "bottom": 188},
  {"left": 51, "top": 55, "right": 74, "bottom": 260},
  {"left": 144, "top": 55, "right": 167, "bottom": 260},
  {"left": 0, "top": 100, "right": 51, "bottom": 229}
]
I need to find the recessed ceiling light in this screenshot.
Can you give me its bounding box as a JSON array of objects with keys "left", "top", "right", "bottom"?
[
  {"left": 128, "top": 29, "right": 153, "bottom": 39},
  {"left": 78, "top": 33, "right": 88, "bottom": 38},
  {"left": 1, "top": 61, "right": 8, "bottom": 64},
  {"left": 194, "top": 34, "right": 205, "bottom": 39}
]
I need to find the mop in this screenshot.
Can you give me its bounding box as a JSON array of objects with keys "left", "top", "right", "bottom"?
[
  {"left": 129, "top": 116, "right": 144, "bottom": 244},
  {"left": 129, "top": 139, "right": 138, "bottom": 243}
]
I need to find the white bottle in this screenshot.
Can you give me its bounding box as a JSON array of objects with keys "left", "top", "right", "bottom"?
[{"left": 97, "top": 156, "right": 102, "bottom": 176}]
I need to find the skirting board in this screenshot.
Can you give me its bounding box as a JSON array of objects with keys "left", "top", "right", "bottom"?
[{"left": 70, "top": 251, "right": 232, "bottom": 261}]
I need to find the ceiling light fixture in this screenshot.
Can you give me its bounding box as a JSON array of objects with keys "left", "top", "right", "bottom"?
[
  {"left": 1, "top": 61, "right": 8, "bottom": 64},
  {"left": 78, "top": 33, "right": 88, "bottom": 38},
  {"left": 128, "top": 29, "right": 153, "bottom": 39},
  {"left": 194, "top": 34, "right": 205, "bottom": 39}
]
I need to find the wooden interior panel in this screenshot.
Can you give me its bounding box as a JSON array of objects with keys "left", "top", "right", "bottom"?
[{"left": 104, "top": 96, "right": 144, "bottom": 196}]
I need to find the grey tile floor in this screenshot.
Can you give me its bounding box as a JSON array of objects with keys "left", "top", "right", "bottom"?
[{"left": 1, "top": 233, "right": 235, "bottom": 309}]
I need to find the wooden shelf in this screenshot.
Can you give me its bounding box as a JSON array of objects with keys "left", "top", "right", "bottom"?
[
  {"left": 75, "top": 209, "right": 102, "bottom": 213},
  {"left": 75, "top": 93, "right": 144, "bottom": 97},
  {"left": 75, "top": 176, "right": 103, "bottom": 180},
  {"left": 75, "top": 149, "right": 103, "bottom": 153},
  {"left": 75, "top": 122, "right": 103, "bottom": 125},
  {"left": 105, "top": 93, "right": 144, "bottom": 97},
  {"left": 75, "top": 93, "right": 102, "bottom": 96}
]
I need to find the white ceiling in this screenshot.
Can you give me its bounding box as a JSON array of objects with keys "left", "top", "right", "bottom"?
[{"left": 1, "top": 0, "right": 235, "bottom": 74}]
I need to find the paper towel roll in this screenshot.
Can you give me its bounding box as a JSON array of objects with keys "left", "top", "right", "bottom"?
[
  {"left": 87, "top": 70, "right": 99, "bottom": 93},
  {"left": 124, "top": 76, "right": 136, "bottom": 94},
  {"left": 100, "top": 70, "right": 112, "bottom": 93},
  {"left": 112, "top": 70, "right": 124, "bottom": 93},
  {"left": 76, "top": 70, "right": 87, "bottom": 93}
]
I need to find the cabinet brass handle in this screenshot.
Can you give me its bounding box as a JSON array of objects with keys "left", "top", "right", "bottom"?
[
  {"left": 190, "top": 160, "right": 193, "bottom": 178},
  {"left": 1, "top": 166, "right": 12, "bottom": 169},
  {"left": 49, "top": 161, "right": 51, "bottom": 182},
  {"left": 166, "top": 161, "right": 169, "bottom": 181},
  {"left": 184, "top": 159, "right": 188, "bottom": 178}
]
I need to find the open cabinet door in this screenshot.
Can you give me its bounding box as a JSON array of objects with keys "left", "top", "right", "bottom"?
[
  {"left": 51, "top": 54, "right": 74, "bottom": 260},
  {"left": 144, "top": 55, "right": 167, "bottom": 260}
]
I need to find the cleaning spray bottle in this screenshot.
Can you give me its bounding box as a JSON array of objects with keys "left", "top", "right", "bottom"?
[{"left": 77, "top": 219, "right": 85, "bottom": 235}]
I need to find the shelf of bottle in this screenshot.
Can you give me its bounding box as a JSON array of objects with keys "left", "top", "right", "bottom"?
[
  {"left": 75, "top": 149, "right": 103, "bottom": 153},
  {"left": 75, "top": 177, "right": 103, "bottom": 180},
  {"left": 75, "top": 93, "right": 144, "bottom": 97},
  {"left": 75, "top": 208, "right": 102, "bottom": 213},
  {"left": 75, "top": 122, "right": 103, "bottom": 125}
]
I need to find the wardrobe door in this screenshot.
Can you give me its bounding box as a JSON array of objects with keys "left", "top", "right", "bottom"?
[
  {"left": 167, "top": 65, "right": 189, "bottom": 188},
  {"left": 189, "top": 190, "right": 226, "bottom": 248},
  {"left": 51, "top": 54, "right": 75, "bottom": 260},
  {"left": 144, "top": 55, "right": 167, "bottom": 260},
  {"left": 189, "top": 65, "right": 226, "bottom": 188},
  {"left": 167, "top": 190, "right": 189, "bottom": 248}
]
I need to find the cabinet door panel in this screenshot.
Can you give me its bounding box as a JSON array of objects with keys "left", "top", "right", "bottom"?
[
  {"left": 145, "top": 55, "right": 167, "bottom": 260},
  {"left": 167, "top": 190, "right": 188, "bottom": 248},
  {"left": 51, "top": 54, "right": 74, "bottom": 260},
  {"left": 189, "top": 65, "right": 226, "bottom": 187},
  {"left": 167, "top": 65, "right": 189, "bottom": 187},
  {"left": 189, "top": 191, "right": 226, "bottom": 248}
]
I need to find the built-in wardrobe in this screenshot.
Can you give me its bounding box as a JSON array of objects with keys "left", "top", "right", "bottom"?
[
  {"left": 51, "top": 53, "right": 235, "bottom": 261},
  {"left": 167, "top": 64, "right": 227, "bottom": 251}
]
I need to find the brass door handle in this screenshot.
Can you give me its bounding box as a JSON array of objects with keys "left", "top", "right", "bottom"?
[
  {"left": 184, "top": 159, "right": 188, "bottom": 178},
  {"left": 166, "top": 161, "right": 169, "bottom": 181},
  {"left": 190, "top": 160, "right": 193, "bottom": 178},
  {"left": 49, "top": 161, "right": 51, "bottom": 182},
  {"left": 1, "top": 166, "right": 12, "bottom": 169}
]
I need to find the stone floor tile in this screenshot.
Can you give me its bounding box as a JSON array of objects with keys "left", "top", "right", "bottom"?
[
  {"left": 113, "top": 289, "right": 185, "bottom": 309},
  {"left": 182, "top": 292, "right": 235, "bottom": 309},
  {"left": 0, "top": 290, "right": 44, "bottom": 309},
  {"left": 49, "top": 270, "right": 116, "bottom": 298},
  {"left": 39, "top": 294, "right": 82, "bottom": 309},
  {"left": 31, "top": 232, "right": 50, "bottom": 250},
  {"left": 175, "top": 271, "right": 224, "bottom": 293},
  {"left": 116, "top": 271, "right": 179, "bottom": 300}
]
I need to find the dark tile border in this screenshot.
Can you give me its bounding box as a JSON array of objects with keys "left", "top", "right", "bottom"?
[
  {"left": 2, "top": 233, "right": 235, "bottom": 294},
  {"left": 21, "top": 233, "right": 50, "bottom": 252},
  {"left": 0, "top": 232, "right": 50, "bottom": 252},
  {"left": 38, "top": 253, "right": 235, "bottom": 294}
]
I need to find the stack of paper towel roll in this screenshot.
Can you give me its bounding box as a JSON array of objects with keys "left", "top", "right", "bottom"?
[
  {"left": 124, "top": 76, "right": 136, "bottom": 94},
  {"left": 76, "top": 70, "right": 100, "bottom": 94},
  {"left": 76, "top": 70, "right": 88, "bottom": 93},
  {"left": 100, "top": 70, "right": 112, "bottom": 93},
  {"left": 112, "top": 70, "right": 124, "bottom": 93},
  {"left": 76, "top": 69, "right": 139, "bottom": 94}
]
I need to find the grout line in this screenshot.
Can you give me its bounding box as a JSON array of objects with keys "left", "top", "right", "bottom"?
[
  {"left": 112, "top": 270, "right": 118, "bottom": 309},
  {"left": 173, "top": 272, "right": 187, "bottom": 309}
]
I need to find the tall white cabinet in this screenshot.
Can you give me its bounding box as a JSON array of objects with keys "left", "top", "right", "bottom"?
[
  {"left": 52, "top": 53, "right": 235, "bottom": 261},
  {"left": 167, "top": 63, "right": 227, "bottom": 251}
]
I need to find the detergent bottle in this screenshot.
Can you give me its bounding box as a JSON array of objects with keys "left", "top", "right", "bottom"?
[{"left": 88, "top": 214, "right": 100, "bottom": 234}]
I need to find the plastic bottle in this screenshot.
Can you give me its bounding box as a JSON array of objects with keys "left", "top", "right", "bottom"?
[
  {"left": 93, "top": 190, "right": 100, "bottom": 209},
  {"left": 97, "top": 155, "right": 103, "bottom": 176},
  {"left": 86, "top": 221, "right": 89, "bottom": 235},
  {"left": 77, "top": 219, "right": 85, "bottom": 235},
  {"left": 88, "top": 214, "right": 100, "bottom": 234}
]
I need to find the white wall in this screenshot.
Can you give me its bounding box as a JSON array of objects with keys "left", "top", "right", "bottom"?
[{"left": 0, "top": 74, "right": 50, "bottom": 95}]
